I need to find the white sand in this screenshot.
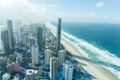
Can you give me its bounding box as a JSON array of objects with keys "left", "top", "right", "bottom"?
[
  {"left": 46, "top": 23, "right": 118, "bottom": 80},
  {"left": 61, "top": 38, "right": 118, "bottom": 80}
]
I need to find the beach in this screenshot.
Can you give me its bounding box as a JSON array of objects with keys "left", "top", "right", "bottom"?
[
  {"left": 61, "top": 38, "right": 119, "bottom": 80},
  {"left": 46, "top": 23, "right": 119, "bottom": 80}
]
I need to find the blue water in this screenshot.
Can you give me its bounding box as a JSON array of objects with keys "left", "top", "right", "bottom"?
[
  {"left": 51, "top": 22, "right": 120, "bottom": 79},
  {"left": 60, "top": 23, "right": 120, "bottom": 57}
]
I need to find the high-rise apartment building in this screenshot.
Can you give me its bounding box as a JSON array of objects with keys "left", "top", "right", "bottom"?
[
  {"left": 44, "top": 49, "right": 53, "bottom": 65},
  {"left": 7, "top": 20, "right": 14, "bottom": 50},
  {"left": 63, "top": 62, "right": 73, "bottom": 80},
  {"left": 58, "top": 50, "right": 66, "bottom": 66},
  {"left": 50, "top": 57, "right": 58, "bottom": 80},
  {"left": 1, "top": 30, "right": 9, "bottom": 54},
  {"left": 32, "top": 45, "right": 39, "bottom": 65}
]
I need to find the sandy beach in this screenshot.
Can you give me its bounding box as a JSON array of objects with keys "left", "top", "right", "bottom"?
[
  {"left": 61, "top": 38, "right": 119, "bottom": 80},
  {"left": 46, "top": 23, "right": 119, "bottom": 80}
]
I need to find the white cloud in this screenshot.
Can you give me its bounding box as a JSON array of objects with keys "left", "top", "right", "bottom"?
[
  {"left": 105, "top": 16, "right": 109, "bottom": 19},
  {"left": 89, "top": 12, "right": 96, "bottom": 16},
  {"left": 52, "top": 11, "right": 98, "bottom": 22},
  {"left": 96, "top": 2, "right": 104, "bottom": 7},
  {"left": 116, "top": 17, "right": 120, "bottom": 20},
  {"left": 0, "top": 0, "right": 59, "bottom": 21},
  {"left": 0, "top": 0, "right": 26, "bottom": 7}
]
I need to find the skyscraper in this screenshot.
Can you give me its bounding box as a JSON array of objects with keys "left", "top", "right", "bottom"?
[
  {"left": 7, "top": 20, "right": 14, "bottom": 50},
  {"left": 16, "top": 54, "right": 22, "bottom": 64},
  {"left": 37, "top": 27, "right": 43, "bottom": 52},
  {"left": 50, "top": 57, "right": 58, "bottom": 80},
  {"left": 56, "top": 18, "right": 62, "bottom": 51},
  {"left": 25, "top": 69, "right": 38, "bottom": 80},
  {"left": 15, "top": 31, "right": 19, "bottom": 45},
  {"left": 32, "top": 45, "right": 39, "bottom": 65},
  {"left": 29, "top": 37, "right": 36, "bottom": 52},
  {"left": 63, "top": 62, "right": 73, "bottom": 80},
  {"left": 1, "top": 30, "right": 10, "bottom": 54},
  {"left": 44, "top": 49, "right": 53, "bottom": 65},
  {"left": 58, "top": 50, "right": 66, "bottom": 66}
]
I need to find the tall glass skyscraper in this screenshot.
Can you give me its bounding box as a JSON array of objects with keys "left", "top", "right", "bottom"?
[
  {"left": 7, "top": 20, "right": 14, "bottom": 50},
  {"left": 37, "top": 26, "right": 43, "bottom": 52},
  {"left": 56, "top": 18, "right": 62, "bottom": 51},
  {"left": 1, "top": 30, "right": 9, "bottom": 54},
  {"left": 50, "top": 57, "right": 58, "bottom": 80},
  {"left": 63, "top": 63, "right": 73, "bottom": 80}
]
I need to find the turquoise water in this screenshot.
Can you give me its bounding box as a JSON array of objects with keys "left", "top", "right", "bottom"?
[
  {"left": 61, "top": 23, "right": 120, "bottom": 57},
  {"left": 52, "top": 22, "right": 120, "bottom": 79},
  {"left": 1, "top": 23, "right": 120, "bottom": 79}
]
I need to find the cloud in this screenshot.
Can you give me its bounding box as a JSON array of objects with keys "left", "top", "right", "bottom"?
[
  {"left": 115, "top": 17, "right": 120, "bottom": 20},
  {"left": 0, "top": 0, "right": 59, "bottom": 21},
  {"left": 89, "top": 12, "right": 96, "bottom": 16},
  {"left": 52, "top": 11, "right": 98, "bottom": 22},
  {"left": 96, "top": 2, "right": 104, "bottom": 7},
  {"left": 105, "top": 16, "right": 109, "bottom": 19},
  {"left": 0, "top": 0, "right": 26, "bottom": 7}
]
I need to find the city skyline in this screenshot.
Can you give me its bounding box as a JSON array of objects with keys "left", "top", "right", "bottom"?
[
  {"left": 0, "top": 0, "right": 120, "bottom": 23},
  {"left": 0, "top": 0, "right": 120, "bottom": 80},
  {"left": 0, "top": 18, "right": 120, "bottom": 79}
]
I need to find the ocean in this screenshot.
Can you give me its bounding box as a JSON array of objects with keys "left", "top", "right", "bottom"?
[
  {"left": 61, "top": 23, "right": 120, "bottom": 57},
  {"left": 1, "top": 23, "right": 120, "bottom": 79},
  {"left": 52, "top": 22, "right": 120, "bottom": 79}
]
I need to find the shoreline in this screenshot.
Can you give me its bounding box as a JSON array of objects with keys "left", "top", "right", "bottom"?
[
  {"left": 61, "top": 37, "right": 119, "bottom": 80},
  {"left": 46, "top": 23, "right": 119, "bottom": 80}
]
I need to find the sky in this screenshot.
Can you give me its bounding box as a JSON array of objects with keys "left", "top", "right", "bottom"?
[{"left": 0, "top": 0, "right": 120, "bottom": 23}]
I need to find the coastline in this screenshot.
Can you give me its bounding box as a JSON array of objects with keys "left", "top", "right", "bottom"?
[
  {"left": 46, "top": 23, "right": 119, "bottom": 80},
  {"left": 61, "top": 38, "right": 119, "bottom": 80}
]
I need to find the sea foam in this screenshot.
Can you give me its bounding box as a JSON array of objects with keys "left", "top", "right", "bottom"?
[{"left": 46, "top": 22, "right": 120, "bottom": 79}]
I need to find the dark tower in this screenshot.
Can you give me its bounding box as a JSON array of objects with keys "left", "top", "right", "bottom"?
[
  {"left": 1, "top": 30, "right": 10, "bottom": 54},
  {"left": 7, "top": 20, "right": 14, "bottom": 50},
  {"left": 56, "top": 18, "right": 62, "bottom": 51},
  {"left": 37, "top": 27, "right": 43, "bottom": 52}
]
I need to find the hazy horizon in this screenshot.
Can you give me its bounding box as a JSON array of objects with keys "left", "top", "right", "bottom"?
[{"left": 0, "top": 0, "right": 120, "bottom": 24}]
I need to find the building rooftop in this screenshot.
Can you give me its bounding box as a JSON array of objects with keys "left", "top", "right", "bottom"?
[
  {"left": 2, "top": 73, "right": 10, "bottom": 79},
  {"left": 26, "top": 69, "right": 38, "bottom": 75}
]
